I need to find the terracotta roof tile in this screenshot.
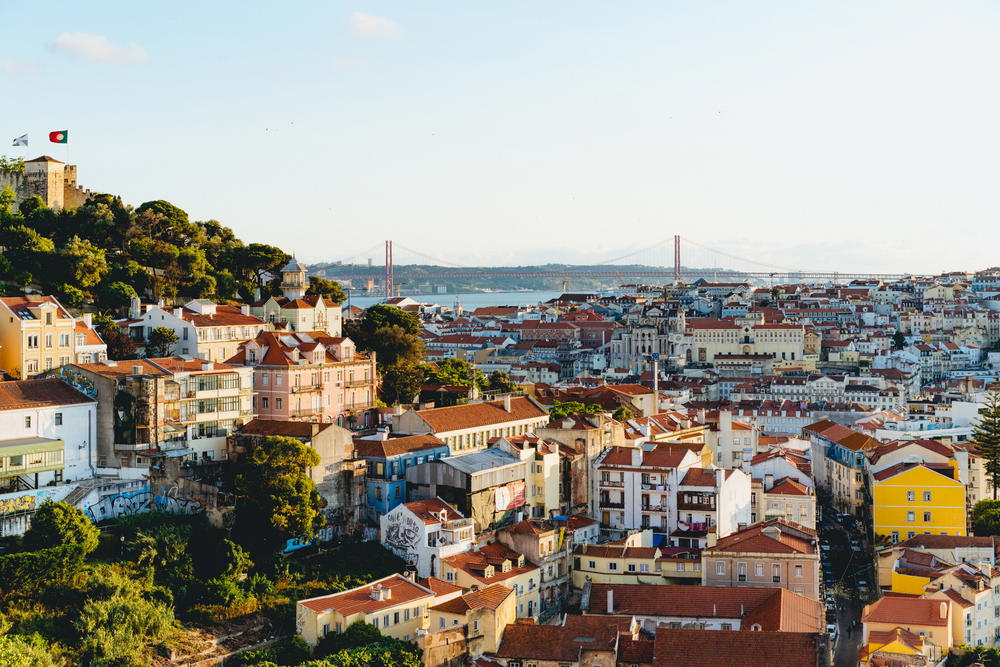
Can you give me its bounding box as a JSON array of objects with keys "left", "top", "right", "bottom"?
[
  {"left": 298, "top": 574, "right": 435, "bottom": 615},
  {"left": 652, "top": 627, "right": 823, "bottom": 667},
  {"left": 353, "top": 434, "right": 447, "bottom": 458},
  {"left": 415, "top": 396, "right": 547, "bottom": 433},
  {"left": 862, "top": 597, "right": 950, "bottom": 627},
  {"left": 403, "top": 498, "right": 464, "bottom": 525},
  {"left": 238, "top": 418, "right": 333, "bottom": 438},
  {"left": 0, "top": 379, "right": 95, "bottom": 411}
]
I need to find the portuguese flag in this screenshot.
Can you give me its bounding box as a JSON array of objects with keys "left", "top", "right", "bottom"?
[{"left": 49, "top": 130, "right": 68, "bottom": 144}]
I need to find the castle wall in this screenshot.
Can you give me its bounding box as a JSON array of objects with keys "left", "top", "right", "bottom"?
[{"left": 0, "top": 171, "right": 25, "bottom": 198}]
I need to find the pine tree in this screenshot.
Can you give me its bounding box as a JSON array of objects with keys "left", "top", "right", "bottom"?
[{"left": 973, "top": 391, "right": 1000, "bottom": 500}]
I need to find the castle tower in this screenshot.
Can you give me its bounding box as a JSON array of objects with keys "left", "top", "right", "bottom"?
[
  {"left": 280, "top": 256, "right": 308, "bottom": 300},
  {"left": 23, "top": 156, "right": 65, "bottom": 209}
]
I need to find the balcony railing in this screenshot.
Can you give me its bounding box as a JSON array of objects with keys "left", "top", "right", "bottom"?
[
  {"left": 599, "top": 500, "right": 625, "bottom": 509},
  {"left": 345, "top": 379, "right": 372, "bottom": 388},
  {"left": 599, "top": 479, "right": 624, "bottom": 488},
  {"left": 678, "top": 501, "right": 717, "bottom": 511},
  {"left": 641, "top": 505, "right": 667, "bottom": 513},
  {"left": 291, "top": 384, "right": 322, "bottom": 393}
]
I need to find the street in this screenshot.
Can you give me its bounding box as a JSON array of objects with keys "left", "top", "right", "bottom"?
[{"left": 819, "top": 511, "right": 876, "bottom": 667}]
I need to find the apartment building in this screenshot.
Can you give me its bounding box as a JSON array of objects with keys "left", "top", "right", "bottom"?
[
  {"left": 230, "top": 331, "right": 377, "bottom": 425},
  {"left": 871, "top": 462, "right": 967, "bottom": 542},
  {"left": 379, "top": 498, "right": 474, "bottom": 580},
  {"left": 0, "top": 295, "right": 85, "bottom": 378},
  {"left": 354, "top": 433, "right": 449, "bottom": 523},
  {"left": 70, "top": 357, "right": 254, "bottom": 467},
  {"left": 0, "top": 378, "right": 97, "bottom": 491},
  {"left": 251, "top": 257, "right": 343, "bottom": 336},
  {"left": 701, "top": 519, "right": 821, "bottom": 600},
  {"left": 296, "top": 574, "right": 438, "bottom": 646},
  {"left": 393, "top": 396, "right": 549, "bottom": 454},
  {"left": 121, "top": 298, "right": 268, "bottom": 363}
]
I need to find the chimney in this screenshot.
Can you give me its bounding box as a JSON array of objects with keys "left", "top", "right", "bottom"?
[
  {"left": 82, "top": 313, "right": 92, "bottom": 329},
  {"left": 173, "top": 307, "right": 183, "bottom": 318},
  {"left": 131, "top": 365, "right": 143, "bottom": 376},
  {"left": 715, "top": 468, "right": 723, "bottom": 488},
  {"left": 764, "top": 473, "right": 774, "bottom": 490},
  {"left": 201, "top": 361, "right": 212, "bottom": 371},
  {"left": 241, "top": 304, "right": 250, "bottom": 316},
  {"left": 503, "top": 395, "right": 512, "bottom": 412},
  {"left": 606, "top": 589, "right": 614, "bottom": 614},
  {"left": 712, "top": 602, "right": 717, "bottom": 616}
]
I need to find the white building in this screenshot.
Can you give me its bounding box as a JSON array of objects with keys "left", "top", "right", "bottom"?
[
  {"left": 0, "top": 378, "right": 97, "bottom": 491},
  {"left": 380, "top": 497, "right": 474, "bottom": 579}
]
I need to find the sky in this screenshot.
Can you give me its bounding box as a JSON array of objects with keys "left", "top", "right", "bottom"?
[{"left": 2, "top": 1, "right": 1000, "bottom": 274}]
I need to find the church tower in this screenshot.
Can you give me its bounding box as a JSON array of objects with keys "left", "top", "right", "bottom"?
[
  {"left": 280, "top": 256, "right": 308, "bottom": 300},
  {"left": 24, "top": 156, "right": 65, "bottom": 209}
]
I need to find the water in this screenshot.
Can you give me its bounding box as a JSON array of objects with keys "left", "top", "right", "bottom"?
[{"left": 346, "top": 290, "right": 564, "bottom": 310}]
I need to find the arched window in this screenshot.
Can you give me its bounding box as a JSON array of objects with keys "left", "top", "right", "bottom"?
[{"left": 750, "top": 623, "right": 762, "bottom": 631}]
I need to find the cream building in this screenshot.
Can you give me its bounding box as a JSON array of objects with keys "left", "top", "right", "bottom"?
[{"left": 296, "top": 574, "right": 437, "bottom": 646}]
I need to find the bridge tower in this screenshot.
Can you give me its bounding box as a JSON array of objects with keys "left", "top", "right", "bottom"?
[
  {"left": 673, "top": 235, "right": 681, "bottom": 284},
  {"left": 384, "top": 240, "right": 394, "bottom": 298}
]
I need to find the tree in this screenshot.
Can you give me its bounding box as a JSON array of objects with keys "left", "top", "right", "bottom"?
[
  {"left": 426, "top": 358, "right": 484, "bottom": 389},
  {"left": 345, "top": 304, "right": 424, "bottom": 368},
  {"left": 56, "top": 283, "right": 86, "bottom": 308},
  {"left": 548, "top": 401, "right": 604, "bottom": 421},
  {"left": 380, "top": 361, "right": 427, "bottom": 405},
  {"left": 61, "top": 235, "right": 109, "bottom": 289},
  {"left": 613, "top": 406, "right": 635, "bottom": 422},
  {"left": 486, "top": 371, "right": 520, "bottom": 394},
  {"left": 892, "top": 330, "right": 906, "bottom": 350},
  {"left": 973, "top": 500, "right": 1000, "bottom": 536},
  {"left": 307, "top": 275, "right": 346, "bottom": 304},
  {"left": 233, "top": 435, "right": 322, "bottom": 555},
  {"left": 145, "top": 326, "right": 179, "bottom": 358},
  {"left": 0, "top": 634, "right": 61, "bottom": 667},
  {"left": 98, "top": 323, "right": 137, "bottom": 360},
  {"left": 23, "top": 501, "right": 99, "bottom": 556},
  {"left": 99, "top": 281, "right": 138, "bottom": 311},
  {"left": 973, "top": 392, "right": 1000, "bottom": 499}
]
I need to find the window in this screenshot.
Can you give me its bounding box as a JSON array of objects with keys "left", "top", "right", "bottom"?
[
  {"left": 373, "top": 617, "right": 379, "bottom": 629},
  {"left": 26, "top": 335, "right": 38, "bottom": 348},
  {"left": 24, "top": 416, "right": 31, "bottom": 428},
  {"left": 794, "top": 564, "right": 803, "bottom": 578},
  {"left": 640, "top": 563, "right": 650, "bottom": 573},
  {"left": 393, "top": 611, "right": 399, "bottom": 624},
  {"left": 924, "top": 511, "right": 932, "bottom": 522},
  {"left": 473, "top": 620, "right": 480, "bottom": 634},
  {"left": 588, "top": 560, "right": 596, "bottom": 569},
  {"left": 322, "top": 623, "right": 330, "bottom": 636},
  {"left": 721, "top": 623, "right": 733, "bottom": 630},
  {"left": 906, "top": 490, "right": 915, "bottom": 501},
  {"left": 772, "top": 564, "right": 781, "bottom": 583},
  {"left": 628, "top": 563, "right": 636, "bottom": 572},
  {"left": 907, "top": 511, "right": 915, "bottom": 522},
  {"left": 716, "top": 561, "right": 725, "bottom": 575},
  {"left": 608, "top": 562, "right": 617, "bottom": 571},
  {"left": 45, "top": 334, "right": 53, "bottom": 348},
  {"left": 755, "top": 563, "right": 764, "bottom": 577},
  {"left": 923, "top": 491, "right": 932, "bottom": 502},
  {"left": 383, "top": 614, "right": 389, "bottom": 627},
  {"left": 275, "top": 397, "right": 283, "bottom": 410},
  {"left": 374, "top": 487, "right": 382, "bottom": 501},
  {"left": 738, "top": 563, "right": 747, "bottom": 582},
  {"left": 54, "top": 412, "right": 62, "bottom": 426},
  {"left": 261, "top": 397, "right": 269, "bottom": 409}
]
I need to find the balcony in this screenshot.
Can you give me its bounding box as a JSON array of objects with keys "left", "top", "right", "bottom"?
[
  {"left": 599, "top": 499, "right": 625, "bottom": 509},
  {"left": 0, "top": 437, "right": 64, "bottom": 480},
  {"left": 642, "top": 505, "right": 668, "bottom": 513},
  {"left": 345, "top": 379, "right": 372, "bottom": 388},
  {"left": 599, "top": 479, "right": 624, "bottom": 488},
  {"left": 346, "top": 402, "right": 376, "bottom": 411},
  {"left": 678, "top": 500, "right": 717, "bottom": 512},
  {"left": 291, "top": 383, "right": 322, "bottom": 393}
]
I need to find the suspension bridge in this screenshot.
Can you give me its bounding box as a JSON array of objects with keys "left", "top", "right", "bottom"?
[{"left": 318, "top": 236, "right": 910, "bottom": 297}]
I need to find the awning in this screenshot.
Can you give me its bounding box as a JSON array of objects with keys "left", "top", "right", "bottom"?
[{"left": 0, "top": 437, "right": 63, "bottom": 458}]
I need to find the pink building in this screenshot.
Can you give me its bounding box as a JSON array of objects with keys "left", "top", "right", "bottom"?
[{"left": 228, "top": 331, "right": 377, "bottom": 427}]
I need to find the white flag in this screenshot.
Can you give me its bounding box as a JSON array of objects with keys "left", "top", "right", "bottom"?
[{"left": 12, "top": 134, "right": 27, "bottom": 146}]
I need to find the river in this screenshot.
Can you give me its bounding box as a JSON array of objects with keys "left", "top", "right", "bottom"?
[{"left": 346, "top": 291, "right": 564, "bottom": 310}]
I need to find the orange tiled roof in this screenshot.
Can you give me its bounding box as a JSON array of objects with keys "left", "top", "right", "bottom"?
[
  {"left": 587, "top": 584, "right": 821, "bottom": 632},
  {"left": 652, "top": 627, "right": 823, "bottom": 667},
  {"left": 403, "top": 497, "right": 464, "bottom": 525},
  {"left": 429, "top": 583, "right": 512, "bottom": 614},
  {"left": 298, "top": 574, "right": 434, "bottom": 615},
  {"left": 353, "top": 434, "right": 447, "bottom": 458},
  {"left": 0, "top": 379, "right": 94, "bottom": 411},
  {"left": 861, "top": 597, "right": 949, "bottom": 627},
  {"left": 415, "top": 397, "right": 547, "bottom": 433}
]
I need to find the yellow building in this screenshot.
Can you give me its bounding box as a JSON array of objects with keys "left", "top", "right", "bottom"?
[
  {"left": 871, "top": 462, "right": 966, "bottom": 543},
  {"left": 440, "top": 543, "right": 541, "bottom": 618},
  {"left": 861, "top": 597, "right": 954, "bottom": 664},
  {"left": 0, "top": 295, "right": 78, "bottom": 378},
  {"left": 427, "top": 582, "right": 516, "bottom": 655},
  {"left": 296, "top": 574, "right": 437, "bottom": 646}
]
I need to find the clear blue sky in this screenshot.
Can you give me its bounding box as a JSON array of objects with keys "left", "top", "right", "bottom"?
[{"left": 2, "top": 1, "right": 999, "bottom": 273}]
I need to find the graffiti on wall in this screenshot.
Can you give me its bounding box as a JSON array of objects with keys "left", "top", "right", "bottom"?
[
  {"left": 383, "top": 510, "right": 421, "bottom": 560},
  {"left": 152, "top": 495, "right": 203, "bottom": 515},
  {"left": 43, "top": 367, "right": 98, "bottom": 400},
  {"left": 0, "top": 495, "right": 35, "bottom": 514},
  {"left": 84, "top": 487, "right": 151, "bottom": 522},
  {"left": 495, "top": 481, "right": 526, "bottom": 511}
]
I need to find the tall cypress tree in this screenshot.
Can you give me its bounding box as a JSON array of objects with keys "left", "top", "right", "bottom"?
[{"left": 973, "top": 391, "right": 1000, "bottom": 500}]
